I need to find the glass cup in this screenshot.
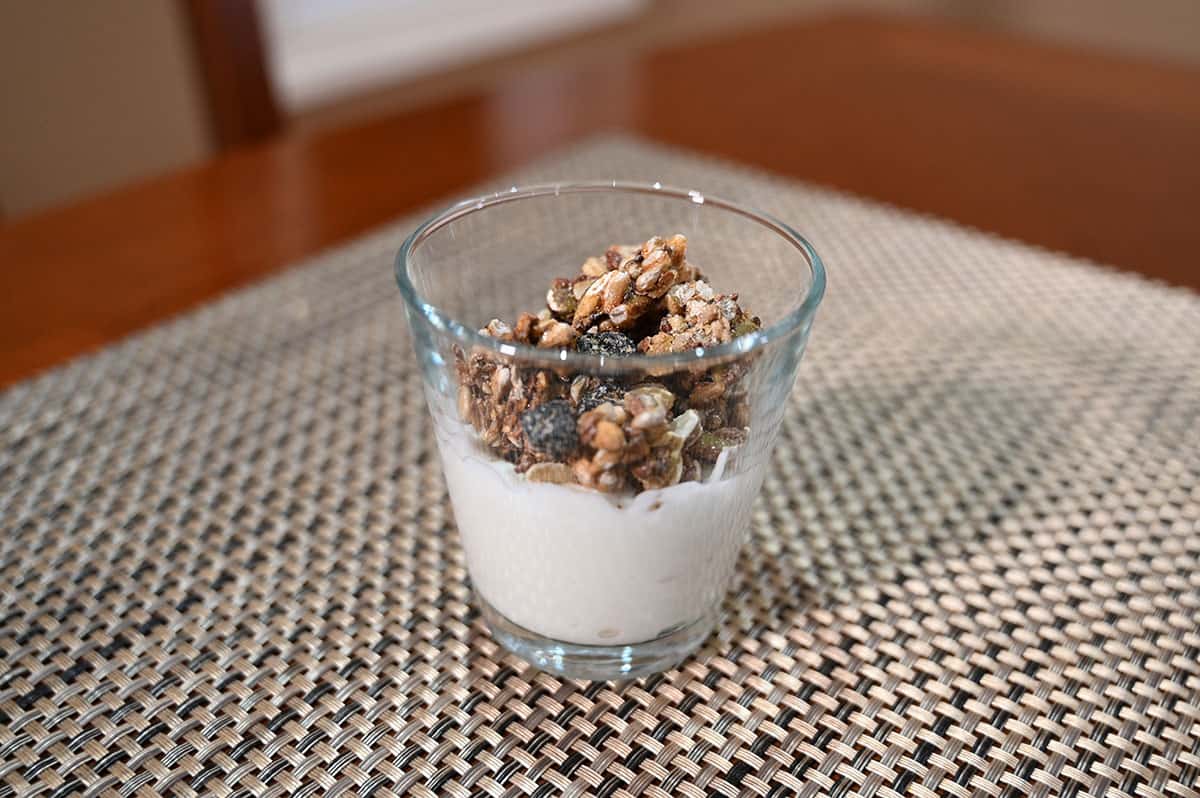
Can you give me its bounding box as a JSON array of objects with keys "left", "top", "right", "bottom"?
[{"left": 396, "top": 183, "right": 825, "bottom": 679}]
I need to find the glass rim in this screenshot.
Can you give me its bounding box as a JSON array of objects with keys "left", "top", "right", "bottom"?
[{"left": 395, "top": 181, "right": 826, "bottom": 370}]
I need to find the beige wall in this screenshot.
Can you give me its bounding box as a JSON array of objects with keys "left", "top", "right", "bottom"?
[
  {"left": 1, "top": 0, "right": 1196, "bottom": 219},
  {"left": 0, "top": 0, "right": 212, "bottom": 218},
  {"left": 297, "top": 0, "right": 1200, "bottom": 131}
]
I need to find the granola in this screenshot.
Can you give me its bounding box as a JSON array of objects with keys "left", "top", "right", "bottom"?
[{"left": 453, "top": 234, "right": 761, "bottom": 494}]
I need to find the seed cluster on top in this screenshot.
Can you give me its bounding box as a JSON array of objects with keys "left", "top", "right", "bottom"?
[{"left": 454, "top": 234, "right": 760, "bottom": 494}]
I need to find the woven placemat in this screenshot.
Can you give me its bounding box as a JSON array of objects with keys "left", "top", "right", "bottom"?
[{"left": 2, "top": 136, "right": 1199, "bottom": 798}]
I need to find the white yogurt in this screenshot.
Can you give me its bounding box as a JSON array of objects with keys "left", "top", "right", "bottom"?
[{"left": 436, "top": 426, "right": 764, "bottom": 646}]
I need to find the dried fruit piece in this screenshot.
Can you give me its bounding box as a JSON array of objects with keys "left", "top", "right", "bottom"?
[
  {"left": 624, "top": 384, "right": 674, "bottom": 431},
  {"left": 576, "top": 331, "right": 636, "bottom": 357},
  {"left": 605, "top": 244, "right": 637, "bottom": 270},
  {"left": 519, "top": 400, "right": 578, "bottom": 460},
  {"left": 577, "top": 381, "right": 625, "bottom": 412}
]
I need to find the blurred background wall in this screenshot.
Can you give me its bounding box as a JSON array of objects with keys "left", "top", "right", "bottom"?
[
  {"left": 2, "top": 0, "right": 1199, "bottom": 219},
  {"left": 0, "top": 1, "right": 211, "bottom": 217}
]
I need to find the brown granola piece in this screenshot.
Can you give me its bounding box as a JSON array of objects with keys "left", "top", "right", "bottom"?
[
  {"left": 727, "top": 393, "right": 751, "bottom": 428},
  {"left": 639, "top": 281, "right": 761, "bottom": 355},
  {"left": 605, "top": 244, "right": 637, "bottom": 270},
  {"left": 571, "top": 274, "right": 595, "bottom": 299},
  {"left": 580, "top": 256, "right": 610, "bottom": 277},
  {"left": 536, "top": 320, "right": 578, "bottom": 349},
  {"left": 480, "top": 318, "right": 514, "bottom": 341},
  {"left": 627, "top": 235, "right": 685, "bottom": 299},
  {"left": 459, "top": 235, "right": 760, "bottom": 495},
  {"left": 599, "top": 294, "right": 658, "bottom": 333},
  {"left": 624, "top": 384, "right": 674, "bottom": 429},
  {"left": 572, "top": 402, "right": 629, "bottom": 493},
  {"left": 701, "top": 407, "right": 726, "bottom": 431},
  {"left": 571, "top": 234, "right": 690, "bottom": 331},
  {"left": 512, "top": 312, "right": 537, "bottom": 344},
  {"left": 690, "top": 427, "right": 748, "bottom": 463},
  {"left": 454, "top": 322, "right": 569, "bottom": 460},
  {"left": 546, "top": 278, "right": 577, "bottom": 320},
  {"left": 572, "top": 387, "right": 688, "bottom": 492}
]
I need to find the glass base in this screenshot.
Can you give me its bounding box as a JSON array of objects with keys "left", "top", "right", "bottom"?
[{"left": 479, "top": 594, "right": 714, "bottom": 680}]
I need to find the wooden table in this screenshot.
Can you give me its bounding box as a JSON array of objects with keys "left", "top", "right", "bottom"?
[{"left": 2, "top": 13, "right": 1198, "bottom": 389}]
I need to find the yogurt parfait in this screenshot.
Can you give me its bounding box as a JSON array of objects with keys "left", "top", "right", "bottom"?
[{"left": 397, "top": 184, "right": 824, "bottom": 679}]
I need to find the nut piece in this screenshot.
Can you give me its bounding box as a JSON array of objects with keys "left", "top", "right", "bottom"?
[
  {"left": 601, "top": 270, "right": 631, "bottom": 312},
  {"left": 515, "top": 312, "right": 542, "bottom": 343},
  {"left": 630, "top": 433, "right": 685, "bottom": 490},
  {"left": 624, "top": 385, "right": 674, "bottom": 430},
  {"left": 592, "top": 420, "right": 626, "bottom": 451},
  {"left": 536, "top": 320, "right": 578, "bottom": 349},
  {"left": 631, "top": 235, "right": 685, "bottom": 298},
  {"left": 572, "top": 270, "right": 617, "bottom": 328},
  {"left": 604, "top": 295, "right": 657, "bottom": 331},
  {"left": 581, "top": 256, "right": 609, "bottom": 277},
  {"left": 571, "top": 234, "right": 689, "bottom": 331},
  {"left": 572, "top": 275, "right": 595, "bottom": 300}
]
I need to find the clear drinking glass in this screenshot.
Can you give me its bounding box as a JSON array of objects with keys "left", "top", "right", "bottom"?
[{"left": 396, "top": 183, "right": 825, "bottom": 679}]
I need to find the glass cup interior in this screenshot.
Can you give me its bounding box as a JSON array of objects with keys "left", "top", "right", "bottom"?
[
  {"left": 404, "top": 185, "right": 819, "bottom": 344},
  {"left": 397, "top": 183, "right": 824, "bottom": 678}
]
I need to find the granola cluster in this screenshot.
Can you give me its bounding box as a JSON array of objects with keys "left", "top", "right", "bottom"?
[{"left": 454, "top": 234, "right": 760, "bottom": 494}]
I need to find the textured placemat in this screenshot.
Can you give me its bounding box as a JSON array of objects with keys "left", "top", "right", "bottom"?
[{"left": 2, "top": 135, "right": 1199, "bottom": 798}]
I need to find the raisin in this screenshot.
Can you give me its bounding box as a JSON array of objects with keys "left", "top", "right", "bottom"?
[
  {"left": 576, "top": 331, "right": 636, "bottom": 357},
  {"left": 577, "top": 382, "right": 626, "bottom": 413},
  {"left": 519, "top": 400, "right": 578, "bottom": 459}
]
